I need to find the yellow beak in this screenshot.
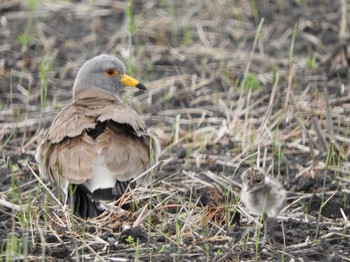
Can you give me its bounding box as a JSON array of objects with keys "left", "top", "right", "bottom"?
[{"left": 119, "top": 74, "right": 146, "bottom": 90}]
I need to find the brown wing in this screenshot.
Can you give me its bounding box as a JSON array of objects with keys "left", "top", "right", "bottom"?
[
  {"left": 37, "top": 134, "right": 96, "bottom": 184},
  {"left": 96, "top": 124, "right": 149, "bottom": 181},
  {"left": 36, "top": 88, "right": 157, "bottom": 190},
  {"left": 48, "top": 89, "right": 146, "bottom": 144}
]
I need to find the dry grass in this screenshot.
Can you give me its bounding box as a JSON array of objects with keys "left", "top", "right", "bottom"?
[{"left": 1, "top": 0, "right": 350, "bottom": 261}]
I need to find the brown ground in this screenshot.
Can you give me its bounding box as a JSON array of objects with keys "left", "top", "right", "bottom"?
[{"left": 1, "top": 0, "right": 350, "bottom": 261}]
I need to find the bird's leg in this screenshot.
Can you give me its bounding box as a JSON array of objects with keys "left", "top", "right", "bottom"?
[{"left": 263, "top": 212, "right": 269, "bottom": 244}]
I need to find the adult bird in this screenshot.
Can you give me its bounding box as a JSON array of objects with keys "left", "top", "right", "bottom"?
[{"left": 36, "top": 54, "right": 159, "bottom": 218}]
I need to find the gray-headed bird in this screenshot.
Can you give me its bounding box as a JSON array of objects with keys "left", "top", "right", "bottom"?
[{"left": 36, "top": 54, "right": 159, "bottom": 218}]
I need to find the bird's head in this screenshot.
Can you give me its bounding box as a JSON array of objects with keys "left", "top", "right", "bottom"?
[
  {"left": 73, "top": 54, "right": 146, "bottom": 97},
  {"left": 241, "top": 168, "right": 266, "bottom": 192}
]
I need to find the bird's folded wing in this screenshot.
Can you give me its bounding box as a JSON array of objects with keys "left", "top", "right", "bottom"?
[
  {"left": 95, "top": 126, "right": 149, "bottom": 180},
  {"left": 36, "top": 133, "right": 96, "bottom": 186},
  {"left": 48, "top": 89, "right": 146, "bottom": 143},
  {"left": 36, "top": 89, "right": 157, "bottom": 188}
]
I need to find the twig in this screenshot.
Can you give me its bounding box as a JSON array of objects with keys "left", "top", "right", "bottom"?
[
  {"left": 312, "top": 116, "right": 328, "bottom": 152},
  {"left": 0, "top": 198, "right": 25, "bottom": 212},
  {"left": 26, "top": 162, "right": 65, "bottom": 210}
]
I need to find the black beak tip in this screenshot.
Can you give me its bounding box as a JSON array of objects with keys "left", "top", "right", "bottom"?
[{"left": 136, "top": 83, "right": 147, "bottom": 90}]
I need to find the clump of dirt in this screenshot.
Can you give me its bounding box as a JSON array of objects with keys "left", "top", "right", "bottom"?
[
  {"left": 306, "top": 192, "right": 350, "bottom": 219},
  {"left": 119, "top": 226, "right": 148, "bottom": 244}
]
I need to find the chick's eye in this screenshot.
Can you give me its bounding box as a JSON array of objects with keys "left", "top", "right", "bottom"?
[{"left": 105, "top": 68, "right": 118, "bottom": 77}]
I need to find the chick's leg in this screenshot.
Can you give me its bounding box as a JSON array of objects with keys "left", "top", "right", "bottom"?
[{"left": 263, "top": 212, "right": 269, "bottom": 244}]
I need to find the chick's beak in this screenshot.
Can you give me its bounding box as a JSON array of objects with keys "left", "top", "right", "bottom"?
[
  {"left": 119, "top": 74, "right": 147, "bottom": 90},
  {"left": 246, "top": 183, "right": 253, "bottom": 192}
]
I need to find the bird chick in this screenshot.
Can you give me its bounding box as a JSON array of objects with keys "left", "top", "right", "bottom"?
[{"left": 240, "top": 167, "right": 286, "bottom": 243}]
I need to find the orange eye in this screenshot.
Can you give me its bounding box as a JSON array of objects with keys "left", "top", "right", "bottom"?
[{"left": 105, "top": 68, "right": 118, "bottom": 77}]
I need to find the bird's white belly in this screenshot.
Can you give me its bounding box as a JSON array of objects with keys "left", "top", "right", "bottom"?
[
  {"left": 84, "top": 152, "right": 116, "bottom": 192},
  {"left": 240, "top": 186, "right": 286, "bottom": 214},
  {"left": 241, "top": 190, "right": 262, "bottom": 214}
]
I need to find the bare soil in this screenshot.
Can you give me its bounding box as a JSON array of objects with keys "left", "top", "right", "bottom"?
[{"left": 1, "top": 0, "right": 350, "bottom": 261}]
